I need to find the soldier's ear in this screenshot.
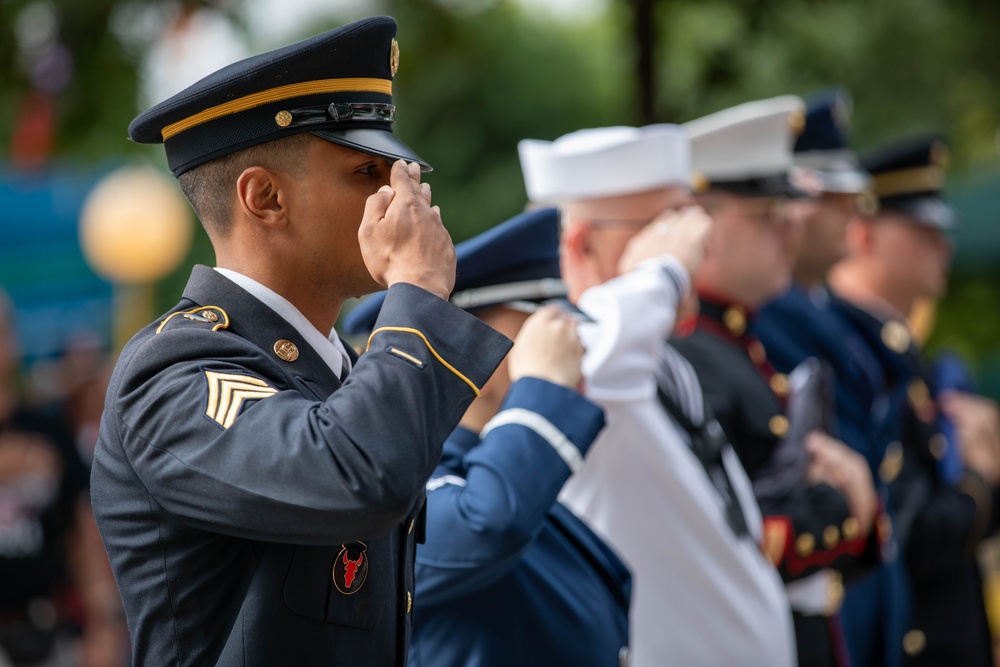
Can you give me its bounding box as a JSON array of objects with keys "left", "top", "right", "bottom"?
[
  {"left": 236, "top": 166, "right": 288, "bottom": 230},
  {"left": 560, "top": 220, "right": 591, "bottom": 262},
  {"left": 844, "top": 216, "right": 872, "bottom": 257}
]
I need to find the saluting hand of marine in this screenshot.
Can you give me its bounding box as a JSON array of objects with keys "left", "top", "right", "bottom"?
[{"left": 617, "top": 206, "right": 713, "bottom": 278}]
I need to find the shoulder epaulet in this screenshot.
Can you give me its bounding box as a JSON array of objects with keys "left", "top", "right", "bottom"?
[{"left": 156, "top": 306, "right": 230, "bottom": 334}]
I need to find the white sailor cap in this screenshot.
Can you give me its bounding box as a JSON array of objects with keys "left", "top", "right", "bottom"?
[
  {"left": 518, "top": 124, "right": 689, "bottom": 203},
  {"left": 686, "top": 95, "right": 807, "bottom": 198}
]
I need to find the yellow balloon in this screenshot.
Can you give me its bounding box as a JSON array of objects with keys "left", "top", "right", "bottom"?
[{"left": 80, "top": 166, "right": 193, "bottom": 284}]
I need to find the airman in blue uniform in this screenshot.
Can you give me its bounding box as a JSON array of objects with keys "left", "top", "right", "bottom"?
[
  {"left": 754, "top": 88, "right": 909, "bottom": 667},
  {"left": 90, "top": 16, "right": 510, "bottom": 666},
  {"left": 343, "top": 208, "right": 632, "bottom": 667},
  {"left": 828, "top": 135, "right": 1000, "bottom": 666}
]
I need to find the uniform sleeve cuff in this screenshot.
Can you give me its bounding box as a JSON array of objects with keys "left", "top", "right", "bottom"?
[
  {"left": 486, "top": 377, "right": 606, "bottom": 468},
  {"left": 371, "top": 283, "right": 513, "bottom": 392}
]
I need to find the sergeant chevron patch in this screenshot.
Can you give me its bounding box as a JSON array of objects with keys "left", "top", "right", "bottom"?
[{"left": 204, "top": 370, "right": 278, "bottom": 429}]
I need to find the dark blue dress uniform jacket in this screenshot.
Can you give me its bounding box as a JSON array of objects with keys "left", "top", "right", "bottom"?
[
  {"left": 90, "top": 265, "right": 511, "bottom": 667},
  {"left": 828, "top": 295, "right": 995, "bottom": 667},
  {"left": 756, "top": 286, "right": 909, "bottom": 667},
  {"left": 408, "top": 378, "right": 631, "bottom": 667}
]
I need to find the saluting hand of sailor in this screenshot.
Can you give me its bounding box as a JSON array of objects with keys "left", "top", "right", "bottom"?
[
  {"left": 359, "top": 159, "right": 456, "bottom": 301},
  {"left": 618, "top": 206, "right": 713, "bottom": 278},
  {"left": 805, "top": 432, "right": 878, "bottom": 538},
  {"left": 508, "top": 306, "right": 585, "bottom": 391}
]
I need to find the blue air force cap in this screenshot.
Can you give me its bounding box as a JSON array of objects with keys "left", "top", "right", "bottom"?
[
  {"left": 129, "top": 16, "right": 429, "bottom": 177},
  {"left": 861, "top": 135, "right": 954, "bottom": 229},
  {"left": 793, "top": 88, "right": 871, "bottom": 194},
  {"left": 342, "top": 208, "right": 565, "bottom": 335}
]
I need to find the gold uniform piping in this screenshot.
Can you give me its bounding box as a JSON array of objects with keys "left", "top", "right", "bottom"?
[
  {"left": 367, "top": 327, "right": 480, "bottom": 396},
  {"left": 161, "top": 77, "right": 393, "bottom": 140}
]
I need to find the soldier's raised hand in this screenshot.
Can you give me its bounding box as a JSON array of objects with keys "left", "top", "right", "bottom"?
[
  {"left": 508, "top": 306, "right": 585, "bottom": 391},
  {"left": 618, "top": 206, "right": 713, "bottom": 278},
  {"left": 940, "top": 390, "right": 1000, "bottom": 487},
  {"left": 805, "top": 432, "right": 878, "bottom": 538},
  {"left": 359, "top": 160, "right": 455, "bottom": 300}
]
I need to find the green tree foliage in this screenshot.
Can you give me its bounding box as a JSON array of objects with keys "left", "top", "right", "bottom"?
[{"left": 2, "top": 0, "right": 999, "bottom": 391}]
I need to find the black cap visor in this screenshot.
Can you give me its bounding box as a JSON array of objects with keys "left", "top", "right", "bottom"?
[
  {"left": 883, "top": 195, "right": 954, "bottom": 230},
  {"left": 709, "top": 173, "right": 811, "bottom": 199},
  {"left": 312, "top": 128, "right": 432, "bottom": 172}
]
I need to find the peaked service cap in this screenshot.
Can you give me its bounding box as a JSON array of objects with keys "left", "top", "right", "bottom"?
[{"left": 129, "top": 16, "right": 428, "bottom": 177}]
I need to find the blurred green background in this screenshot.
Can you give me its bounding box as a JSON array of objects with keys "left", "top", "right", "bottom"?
[{"left": 1, "top": 0, "right": 999, "bottom": 397}]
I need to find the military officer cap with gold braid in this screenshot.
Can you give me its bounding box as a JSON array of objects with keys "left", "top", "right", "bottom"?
[
  {"left": 129, "top": 15, "right": 429, "bottom": 177},
  {"left": 861, "top": 134, "right": 953, "bottom": 229}
]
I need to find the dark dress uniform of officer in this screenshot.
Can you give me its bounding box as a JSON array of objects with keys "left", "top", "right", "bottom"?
[
  {"left": 676, "top": 96, "right": 882, "bottom": 667},
  {"left": 755, "top": 89, "right": 909, "bottom": 667},
  {"left": 828, "top": 136, "right": 995, "bottom": 667},
  {"left": 90, "top": 17, "right": 511, "bottom": 667},
  {"left": 343, "top": 209, "right": 631, "bottom": 667}
]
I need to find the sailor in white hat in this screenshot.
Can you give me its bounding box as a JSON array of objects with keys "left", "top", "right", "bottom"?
[{"left": 520, "top": 125, "right": 796, "bottom": 667}]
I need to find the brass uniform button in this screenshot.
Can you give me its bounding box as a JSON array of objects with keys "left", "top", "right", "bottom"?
[
  {"left": 880, "top": 441, "right": 904, "bottom": 483},
  {"left": 907, "top": 379, "right": 930, "bottom": 411},
  {"left": 877, "top": 514, "right": 894, "bottom": 541},
  {"left": 929, "top": 434, "right": 948, "bottom": 460},
  {"left": 769, "top": 373, "right": 790, "bottom": 397},
  {"left": 796, "top": 533, "right": 815, "bottom": 557},
  {"left": 723, "top": 307, "right": 747, "bottom": 336},
  {"left": 273, "top": 339, "right": 299, "bottom": 362},
  {"left": 823, "top": 525, "right": 840, "bottom": 549},
  {"left": 406, "top": 591, "right": 412, "bottom": 614},
  {"left": 769, "top": 415, "right": 789, "bottom": 438},
  {"left": 842, "top": 517, "right": 861, "bottom": 541},
  {"left": 903, "top": 629, "right": 926, "bottom": 656},
  {"left": 881, "top": 321, "right": 911, "bottom": 354}
]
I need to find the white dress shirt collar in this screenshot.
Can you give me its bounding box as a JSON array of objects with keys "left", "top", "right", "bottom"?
[{"left": 214, "top": 267, "right": 351, "bottom": 378}]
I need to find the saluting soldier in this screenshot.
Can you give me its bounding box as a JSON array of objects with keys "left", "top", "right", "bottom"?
[
  {"left": 671, "top": 96, "right": 883, "bottom": 667},
  {"left": 524, "top": 125, "right": 796, "bottom": 667},
  {"left": 89, "top": 17, "right": 510, "bottom": 667},
  {"left": 344, "top": 209, "right": 632, "bottom": 666},
  {"left": 828, "top": 135, "right": 1000, "bottom": 666},
  {"left": 753, "top": 88, "right": 909, "bottom": 667}
]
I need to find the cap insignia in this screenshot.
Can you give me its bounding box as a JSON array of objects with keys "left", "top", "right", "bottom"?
[
  {"left": 930, "top": 141, "right": 950, "bottom": 169},
  {"left": 390, "top": 39, "right": 400, "bottom": 77}
]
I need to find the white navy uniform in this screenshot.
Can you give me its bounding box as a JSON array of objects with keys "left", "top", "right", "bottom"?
[{"left": 559, "top": 259, "right": 795, "bottom": 667}]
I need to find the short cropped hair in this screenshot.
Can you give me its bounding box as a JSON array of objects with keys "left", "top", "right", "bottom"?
[{"left": 177, "top": 132, "right": 312, "bottom": 237}]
